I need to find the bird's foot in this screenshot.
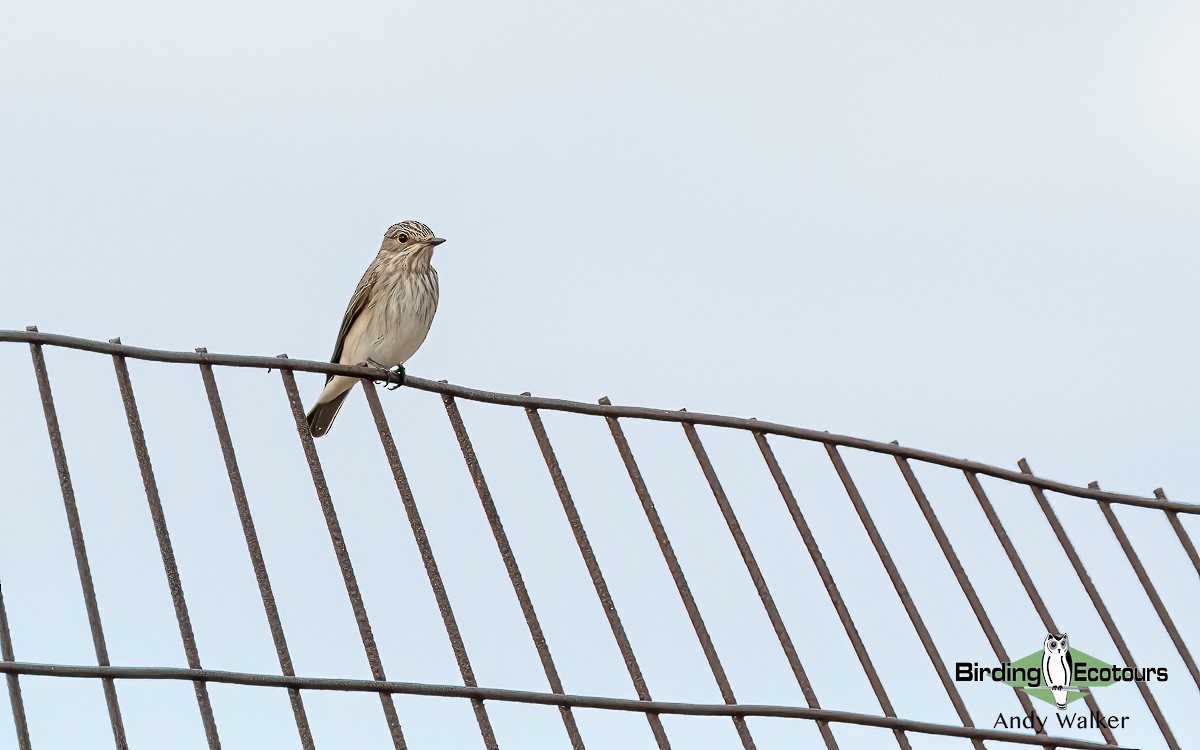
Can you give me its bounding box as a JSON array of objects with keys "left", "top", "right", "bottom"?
[
  {"left": 376, "top": 364, "right": 405, "bottom": 391},
  {"left": 360, "top": 359, "right": 406, "bottom": 389}
]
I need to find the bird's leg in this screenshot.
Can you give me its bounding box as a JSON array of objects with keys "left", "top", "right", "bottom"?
[
  {"left": 384, "top": 364, "right": 405, "bottom": 390},
  {"left": 364, "top": 359, "right": 406, "bottom": 390}
]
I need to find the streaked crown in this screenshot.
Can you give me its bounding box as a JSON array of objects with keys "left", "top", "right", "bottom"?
[{"left": 384, "top": 220, "right": 436, "bottom": 243}]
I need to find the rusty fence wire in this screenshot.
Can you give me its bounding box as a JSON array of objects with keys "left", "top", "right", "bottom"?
[{"left": 0, "top": 328, "right": 1197, "bottom": 749}]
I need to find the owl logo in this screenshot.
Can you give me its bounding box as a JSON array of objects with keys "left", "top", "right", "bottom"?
[{"left": 1042, "top": 633, "right": 1073, "bottom": 709}]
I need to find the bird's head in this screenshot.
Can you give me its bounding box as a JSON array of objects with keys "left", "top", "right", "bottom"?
[
  {"left": 381, "top": 220, "right": 446, "bottom": 266},
  {"left": 1044, "top": 633, "right": 1068, "bottom": 653}
]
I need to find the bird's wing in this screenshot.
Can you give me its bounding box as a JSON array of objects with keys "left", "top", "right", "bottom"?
[{"left": 325, "top": 265, "right": 378, "bottom": 383}]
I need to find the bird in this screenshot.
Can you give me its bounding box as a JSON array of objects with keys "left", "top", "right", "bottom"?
[
  {"left": 1041, "top": 632, "right": 1073, "bottom": 709},
  {"left": 306, "top": 220, "right": 445, "bottom": 437}
]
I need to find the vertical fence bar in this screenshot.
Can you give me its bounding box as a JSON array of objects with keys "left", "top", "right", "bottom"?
[
  {"left": 599, "top": 402, "right": 785, "bottom": 749},
  {"left": 679, "top": 422, "right": 828, "bottom": 750},
  {"left": 962, "top": 470, "right": 1117, "bottom": 745},
  {"left": 1018, "top": 460, "right": 1178, "bottom": 750},
  {"left": 1159, "top": 489, "right": 1200, "bottom": 581},
  {"left": 277, "top": 368, "right": 406, "bottom": 750},
  {"left": 362, "top": 385, "right": 504, "bottom": 750},
  {"left": 753, "top": 433, "right": 912, "bottom": 750},
  {"left": 109, "top": 346, "right": 221, "bottom": 750},
  {"left": 196, "top": 354, "right": 316, "bottom": 750},
  {"left": 0, "top": 583, "right": 32, "bottom": 750},
  {"left": 1088, "top": 482, "right": 1200, "bottom": 693},
  {"left": 824, "top": 445, "right": 985, "bottom": 750},
  {"left": 26, "top": 331, "right": 128, "bottom": 750},
  {"left": 439, "top": 393, "right": 671, "bottom": 750},
  {"left": 522, "top": 405, "right": 678, "bottom": 748},
  {"left": 891, "top": 453, "right": 1044, "bottom": 726}
]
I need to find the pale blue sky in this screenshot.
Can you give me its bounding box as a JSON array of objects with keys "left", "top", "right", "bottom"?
[{"left": 1, "top": 2, "right": 1197, "bottom": 749}]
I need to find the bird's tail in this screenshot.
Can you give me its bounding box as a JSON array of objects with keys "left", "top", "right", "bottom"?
[{"left": 307, "top": 383, "right": 352, "bottom": 438}]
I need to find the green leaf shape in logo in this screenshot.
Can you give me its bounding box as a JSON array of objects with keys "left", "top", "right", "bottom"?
[{"left": 1004, "top": 647, "right": 1116, "bottom": 707}]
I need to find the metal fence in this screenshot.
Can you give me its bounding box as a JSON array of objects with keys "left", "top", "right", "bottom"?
[{"left": 0, "top": 328, "right": 1196, "bottom": 750}]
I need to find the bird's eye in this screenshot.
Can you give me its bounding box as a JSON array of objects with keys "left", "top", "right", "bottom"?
[{"left": 397, "top": 233, "right": 409, "bottom": 243}]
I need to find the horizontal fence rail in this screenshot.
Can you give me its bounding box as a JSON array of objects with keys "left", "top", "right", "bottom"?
[
  {"left": 1, "top": 328, "right": 1197, "bottom": 750},
  {"left": 2, "top": 330, "right": 1192, "bottom": 514},
  {"left": 0, "top": 661, "right": 1122, "bottom": 750}
]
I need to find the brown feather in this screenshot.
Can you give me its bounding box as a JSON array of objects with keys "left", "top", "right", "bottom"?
[{"left": 306, "top": 387, "right": 352, "bottom": 438}]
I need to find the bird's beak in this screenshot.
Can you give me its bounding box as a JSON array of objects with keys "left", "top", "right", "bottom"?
[{"left": 427, "top": 237, "right": 447, "bottom": 247}]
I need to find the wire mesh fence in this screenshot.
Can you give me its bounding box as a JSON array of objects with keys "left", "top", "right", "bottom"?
[{"left": 0, "top": 328, "right": 1196, "bottom": 749}]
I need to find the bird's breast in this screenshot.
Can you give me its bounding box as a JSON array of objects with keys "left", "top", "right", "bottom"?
[{"left": 366, "top": 267, "right": 439, "bottom": 366}]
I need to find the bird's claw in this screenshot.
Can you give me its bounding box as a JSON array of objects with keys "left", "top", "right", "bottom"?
[
  {"left": 361, "top": 359, "right": 405, "bottom": 390},
  {"left": 382, "top": 364, "right": 406, "bottom": 390}
]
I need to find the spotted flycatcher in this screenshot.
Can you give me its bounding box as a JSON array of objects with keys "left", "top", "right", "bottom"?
[{"left": 306, "top": 220, "right": 445, "bottom": 437}]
